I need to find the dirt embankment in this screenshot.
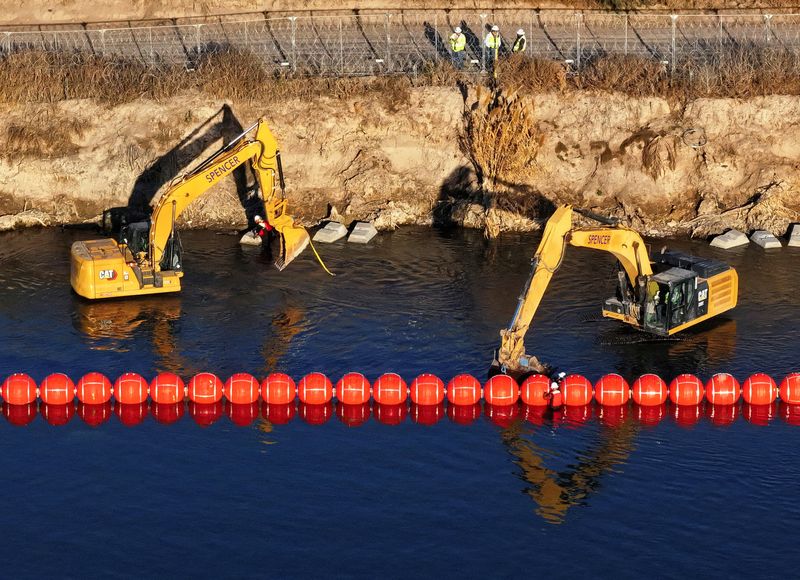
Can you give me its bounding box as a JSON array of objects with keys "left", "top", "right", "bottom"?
[{"left": 1, "top": 87, "right": 799, "bottom": 238}]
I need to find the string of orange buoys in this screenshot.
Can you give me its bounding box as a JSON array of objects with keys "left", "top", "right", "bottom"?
[{"left": 2, "top": 371, "right": 800, "bottom": 428}]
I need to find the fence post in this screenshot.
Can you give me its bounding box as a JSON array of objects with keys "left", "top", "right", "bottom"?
[
  {"left": 289, "top": 16, "right": 297, "bottom": 73},
  {"left": 576, "top": 12, "right": 582, "bottom": 71},
  {"left": 670, "top": 14, "right": 677, "bottom": 76},
  {"left": 4, "top": 32, "right": 10, "bottom": 55},
  {"left": 764, "top": 14, "right": 773, "bottom": 43},
  {"left": 195, "top": 24, "right": 201, "bottom": 55},
  {"left": 339, "top": 17, "right": 344, "bottom": 74},
  {"left": 480, "top": 13, "right": 487, "bottom": 72},
  {"left": 385, "top": 12, "right": 392, "bottom": 72},
  {"left": 100, "top": 29, "right": 106, "bottom": 55},
  {"left": 148, "top": 27, "right": 153, "bottom": 65},
  {"left": 434, "top": 12, "right": 439, "bottom": 61},
  {"left": 624, "top": 13, "right": 628, "bottom": 55}
]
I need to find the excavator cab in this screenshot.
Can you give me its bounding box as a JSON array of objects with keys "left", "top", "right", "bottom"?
[
  {"left": 120, "top": 221, "right": 182, "bottom": 273},
  {"left": 642, "top": 269, "right": 700, "bottom": 335}
]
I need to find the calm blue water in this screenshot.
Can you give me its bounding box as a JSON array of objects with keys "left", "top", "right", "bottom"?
[{"left": 0, "top": 227, "right": 798, "bottom": 578}]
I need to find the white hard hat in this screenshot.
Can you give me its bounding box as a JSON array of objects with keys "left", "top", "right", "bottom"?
[
  {"left": 557, "top": 371, "right": 566, "bottom": 379},
  {"left": 491, "top": 25, "right": 499, "bottom": 31},
  {"left": 454, "top": 26, "right": 462, "bottom": 33},
  {"left": 517, "top": 29, "right": 525, "bottom": 35},
  {"left": 254, "top": 215, "right": 263, "bottom": 222}
]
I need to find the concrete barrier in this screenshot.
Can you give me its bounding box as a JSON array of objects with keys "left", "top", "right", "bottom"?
[
  {"left": 750, "top": 230, "right": 782, "bottom": 249},
  {"left": 312, "top": 221, "right": 348, "bottom": 243},
  {"left": 710, "top": 229, "right": 749, "bottom": 249},
  {"left": 788, "top": 224, "right": 800, "bottom": 248},
  {"left": 347, "top": 222, "right": 378, "bottom": 244}
]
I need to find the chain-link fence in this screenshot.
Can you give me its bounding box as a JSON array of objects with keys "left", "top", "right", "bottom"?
[{"left": 2, "top": 10, "right": 800, "bottom": 76}]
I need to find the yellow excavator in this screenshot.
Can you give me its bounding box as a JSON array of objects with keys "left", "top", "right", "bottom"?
[
  {"left": 70, "top": 118, "right": 310, "bottom": 300},
  {"left": 494, "top": 205, "right": 739, "bottom": 376}
]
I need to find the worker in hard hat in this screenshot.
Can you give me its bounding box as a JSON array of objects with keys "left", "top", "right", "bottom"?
[
  {"left": 253, "top": 215, "right": 273, "bottom": 239},
  {"left": 484, "top": 25, "right": 501, "bottom": 72},
  {"left": 449, "top": 26, "right": 467, "bottom": 69},
  {"left": 513, "top": 28, "right": 527, "bottom": 53}
]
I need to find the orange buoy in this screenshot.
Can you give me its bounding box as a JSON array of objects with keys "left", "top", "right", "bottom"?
[
  {"left": 114, "top": 372, "right": 148, "bottom": 404},
  {"left": 485, "top": 403, "right": 519, "bottom": 428},
  {"left": 227, "top": 402, "right": 259, "bottom": 427},
  {"left": 152, "top": 402, "right": 185, "bottom": 425},
  {"left": 2, "top": 373, "right": 37, "bottom": 405},
  {"left": 594, "top": 374, "right": 630, "bottom": 406},
  {"left": 447, "top": 374, "right": 482, "bottom": 406},
  {"left": 115, "top": 402, "right": 148, "bottom": 427},
  {"left": 742, "top": 373, "right": 777, "bottom": 405},
  {"left": 705, "top": 403, "right": 738, "bottom": 427},
  {"left": 335, "top": 372, "right": 371, "bottom": 405},
  {"left": 779, "top": 373, "right": 800, "bottom": 404},
  {"left": 3, "top": 401, "right": 36, "bottom": 426},
  {"left": 673, "top": 404, "right": 702, "bottom": 428},
  {"left": 76, "top": 372, "right": 112, "bottom": 404},
  {"left": 299, "top": 402, "right": 333, "bottom": 425},
  {"left": 562, "top": 374, "right": 592, "bottom": 406},
  {"left": 298, "top": 373, "right": 333, "bottom": 405},
  {"left": 337, "top": 402, "right": 370, "bottom": 427},
  {"left": 188, "top": 372, "right": 224, "bottom": 404},
  {"left": 150, "top": 372, "right": 185, "bottom": 404},
  {"left": 669, "top": 374, "right": 705, "bottom": 406},
  {"left": 189, "top": 400, "right": 224, "bottom": 427},
  {"left": 224, "top": 373, "right": 260, "bottom": 404},
  {"left": 484, "top": 375, "right": 519, "bottom": 406},
  {"left": 262, "top": 402, "right": 296, "bottom": 425},
  {"left": 447, "top": 402, "right": 481, "bottom": 425},
  {"left": 261, "top": 373, "right": 296, "bottom": 405},
  {"left": 743, "top": 402, "right": 777, "bottom": 426},
  {"left": 409, "top": 374, "right": 444, "bottom": 405},
  {"left": 705, "top": 373, "right": 740, "bottom": 405},
  {"left": 411, "top": 402, "right": 444, "bottom": 425},
  {"left": 374, "top": 403, "right": 408, "bottom": 426},
  {"left": 636, "top": 402, "right": 666, "bottom": 426},
  {"left": 40, "top": 373, "right": 75, "bottom": 405},
  {"left": 373, "top": 373, "right": 407, "bottom": 405},
  {"left": 78, "top": 401, "right": 112, "bottom": 427},
  {"left": 41, "top": 403, "right": 74, "bottom": 426},
  {"left": 520, "top": 374, "right": 550, "bottom": 406},
  {"left": 632, "top": 374, "right": 668, "bottom": 406},
  {"left": 597, "top": 404, "right": 628, "bottom": 428}
]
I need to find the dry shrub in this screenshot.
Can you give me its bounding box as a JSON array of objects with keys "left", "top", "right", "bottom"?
[
  {"left": 641, "top": 134, "right": 677, "bottom": 180},
  {"left": 1, "top": 109, "right": 90, "bottom": 159},
  {"left": 495, "top": 54, "right": 567, "bottom": 94},
  {"left": 460, "top": 87, "right": 543, "bottom": 190},
  {"left": 580, "top": 54, "right": 669, "bottom": 96}
]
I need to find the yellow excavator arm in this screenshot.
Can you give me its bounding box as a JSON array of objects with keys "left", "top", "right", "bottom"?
[
  {"left": 494, "top": 205, "right": 737, "bottom": 375},
  {"left": 71, "top": 117, "right": 310, "bottom": 300}
]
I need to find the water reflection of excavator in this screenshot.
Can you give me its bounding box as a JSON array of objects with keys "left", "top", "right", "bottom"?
[
  {"left": 70, "top": 118, "right": 311, "bottom": 300},
  {"left": 493, "top": 205, "right": 739, "bottom": 376},
  {"left": 502, "top": 421, "right": 636, "bottom": 524}
]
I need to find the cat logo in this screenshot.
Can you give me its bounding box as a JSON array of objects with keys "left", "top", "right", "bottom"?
[{"left": 98, "top": 269, "right": 117, "bottom": 280}]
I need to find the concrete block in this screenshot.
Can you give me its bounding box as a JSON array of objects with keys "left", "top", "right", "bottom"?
[
  {"left": 788, "top": 224, "right": 800, "bottom": 248},
  {"left": 750, "top": 230, "right": 782, "bottom": 249},
  {"left": 239, "top": 231, "right": 262, "bottom": 246},
  {"left": 710, "top": 229, "right": 749, "bottom": 249},
  {"left": 312, "top": 221, "right": 347, "bottom": 243},
  {"left": 347, "top": 221, "right": 378, "bottom": 244}
]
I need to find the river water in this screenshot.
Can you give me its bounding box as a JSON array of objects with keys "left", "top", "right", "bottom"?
[{"left": 0, "top": 226, "right": 798, "bottom": 578}]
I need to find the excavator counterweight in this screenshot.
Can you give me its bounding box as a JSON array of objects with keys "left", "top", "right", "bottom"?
[
  {"left": 71, "top": 118, "right": 310, "bottom": 300},
  {"left": 493, "top": 205, "right": 738, "bottom": 378}
]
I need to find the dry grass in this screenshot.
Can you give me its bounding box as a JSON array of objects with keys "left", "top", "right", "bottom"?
[
  {"left": 460, "top": 87, "right": 544, "bottom": 190},
  {"left": 495, "top": 54, "right": 567, "bottom": 94},
  {"left": 1, "top": 108, "right": 90, "bottom": 159}
]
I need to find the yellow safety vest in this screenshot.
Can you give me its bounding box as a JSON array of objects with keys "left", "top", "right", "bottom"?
[
  {"left": 450, "top": 33, "right": 466, "bottom": 52},
  {"left": 513, "top": 36, "right": 526, "bottom": 53},
  {"left": 484, "top": 32, "right": 501, "bottom": 50}
]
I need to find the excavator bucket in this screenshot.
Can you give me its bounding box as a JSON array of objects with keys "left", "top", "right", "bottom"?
[
  {"left": 274, "top": 222, "right": 310, "bottom": 271},
  {"left": 266, "top": 197, "right": 310, "bottom": 270}
]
